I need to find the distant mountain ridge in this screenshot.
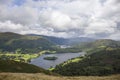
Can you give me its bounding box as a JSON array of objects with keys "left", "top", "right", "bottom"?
[
  {"left": 0, "top": 32, "right": 119, "bottom": 53},
  {"left": 74, "top": 39, "right": 120, "bottom": 50},
  {"left": 27, "top": 34, "right": 96, "bottom": 45},
  {"left": 0, "top": 32, "right": 55, "bottom": 53}
]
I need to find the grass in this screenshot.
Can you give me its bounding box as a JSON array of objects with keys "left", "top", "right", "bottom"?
[
  {"left": 70, "top": 57, "right": 81, "bottom": 62},
  {"left": 0, "top": 60, "right": 52, "bottom": 74},
  {"left": 0, "top": 53, "right": 39, "bottom": 62},
  {"left": 0, "top": 73, "right": 120, "bottom": 80},
  {"left": 0, "top": 50, "right": 51, "bottom": 62},
  {"left": 61, "top": 57, "right": 83, "bottom": 67}
]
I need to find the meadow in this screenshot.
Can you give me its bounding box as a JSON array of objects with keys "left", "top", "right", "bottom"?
[
  {"left": 0, "top": 50, "right": 52, "bottom": 62},
  {"left": 0, "top": 73, "right": 120, "bottom": 80}
]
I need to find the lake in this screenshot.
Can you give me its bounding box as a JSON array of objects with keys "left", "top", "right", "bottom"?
[{"left": 30, "top": 52, "right": 85, "bottom": 69}]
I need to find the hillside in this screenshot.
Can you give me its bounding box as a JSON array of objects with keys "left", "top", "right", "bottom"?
[
  {"left": 0, "top": 32, "right": 55, "bottom": 53},
  {"left": 66, "top": 37, "right": 95, "bottom": 45},
  {"left": 0, "top": 60, "right": 52, "bottom": 74},
  {"left": 43, "top": 36, "right": 95, "bottom": 45},
  {"left": 0, "top": 32, "right": 94, "bottom": 53},
  {"left": 73, "top": 39, "right": 120, "bottom": 52},
  {"left": 1, "top": 60, "right": 119, "bottom": 80},
  {"left": 28, "top": 34, "right": 95, "bottom": 45},
  {"left": 53, "top": 48, "right": 120, "bottom": 76},
  {"left": 75, "top": 39, "right": 120, "bottom": 48}
]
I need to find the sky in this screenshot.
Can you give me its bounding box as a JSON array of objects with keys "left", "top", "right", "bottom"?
[{"left": 0, "top": 0, "right": 120, "bottom": 40}]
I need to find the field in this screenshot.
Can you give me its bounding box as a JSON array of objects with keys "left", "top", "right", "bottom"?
[
  {"left": 0, "top": 50, "right": 52, "bottom": 62},
  {"left": 0, "top": 73, "right": 120, "bottom": 80},
  {"left": 0, "top": 53, "right": 41, "bottom": 63}
]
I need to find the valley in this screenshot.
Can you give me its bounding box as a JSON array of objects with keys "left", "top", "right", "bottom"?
[
  {"left": 0, "top": 0, "right": 120, "bottom": 79},
  {"left": 0, "top": 32, "right": 120, "bottom": 80},
  {"left": 30, "top": 52, "right": 85, "bottom": 69}
]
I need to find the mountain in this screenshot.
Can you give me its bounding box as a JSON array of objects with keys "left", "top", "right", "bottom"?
[
  {"left": 53, "top": 39, "right": 120, "bottom": 76},
  {"left": 41, "top": 35, "right": 67, "bottom": 45},
  {"left": 73, "top": 39, "right": 120, "bottom": 50},
  {"left": 0, "top": 32, "right": 95, "bottom": 53},
  {"left": 66, "top": 37, "right": 95, "bottom": 45},
  {"left": 43, "top": 36, "right": 95, "bottom": 45},
  {"left": 52, "top": 39, "right": 120, "bottom": 76},
  {"left": 27, "top": 34, "right": 67, "bottom": 45},
  {"left": 27, "top": 34, "right": 95, "bottom": 45},
  {"left": 0, "top": 32, "right": 119, "bottom": 53},
  {"left": 89, "top": 39, "right": 120, "bottom": 48},
  {"left": 0, "top": 32, "right": 55, "bottom": 53},
  {"left": 53, "top": 48, "right": 120, "bottom": 76}
]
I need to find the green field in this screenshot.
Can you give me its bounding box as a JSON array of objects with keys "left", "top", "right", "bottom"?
[{"left": 0, "top": 50, "right": 54, "bottom": 62}]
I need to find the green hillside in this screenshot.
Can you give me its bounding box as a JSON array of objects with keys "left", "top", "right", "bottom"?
[
  {"left": 28, "top": 34, "right": 95, "bottom": 45},
  {"left": 0, "top": 32, "right": 55, "bottom": 53},
  {"left": 0, "top": 60, "right": 52, "bottom": 74},
  {"left": 74, "top": 39, "right": 120, "bottom": 49},
  {"left": 53, "top": 48, "right": 120, "bottom": 76},
  {"left": 73, "top": 39, "right": 120, "bottom": 53}
]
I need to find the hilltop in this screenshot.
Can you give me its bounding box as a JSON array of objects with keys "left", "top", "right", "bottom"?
[
  {"left": 73, "top": 39, "right": 120, "bottom": 53},
  {"left": 0, "top": 32, "right": 96, "bottom": 53},
  {"left": 0, "top": 32, "right": 55, "bottom": 53},
  {"left": 28, "top": 34, "right": 95, "bottom": 45}
]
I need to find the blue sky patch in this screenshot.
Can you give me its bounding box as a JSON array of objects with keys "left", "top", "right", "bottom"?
[{"left": 13, "top": 0, "right": 26, "bottom": 6}]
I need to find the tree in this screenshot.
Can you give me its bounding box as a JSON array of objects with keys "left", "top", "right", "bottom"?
[{"left": 15, "top": 49, "right": 22, "bottom": 54}]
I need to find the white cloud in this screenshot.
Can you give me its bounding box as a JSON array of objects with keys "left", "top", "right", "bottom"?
[
  {"left": 0, "top": 0, "right": 13, "bottom": 5},
  {"left": 0, "top": 6, "right": 39, "bottom": 25},
  {"left": 0, "top": 0, "right": 119, "bottom": 39},
  {"left": 50, "top": 11, "right": 71, "bottom": 30},
  {"left": 108, "top": 31, "right": 120, "bottom": 40},
  {"left": 85, "top": 19, "right": 117, "bottom": 34},
  {"left": 0, "top": 21, "right": 27, "bottom": 33}
]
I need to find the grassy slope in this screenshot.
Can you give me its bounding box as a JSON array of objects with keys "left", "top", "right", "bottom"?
[
  {"left": 0, "top": 60, "right": 52, "bottom": 75},
  {"left": 73, "top": 39, "right": 120, "bottom": 51},
  {"left": 53, "top": 48, "right": 120, "bottom": 76},
  {"left": 0, "top": 73, "right": 120, "bottom": 80},
  {"left": 0, "top": 53, "right": 39, "bottom": 62},
  {"left": 0, "top": 32, "right": 55, "bottom": 53}
]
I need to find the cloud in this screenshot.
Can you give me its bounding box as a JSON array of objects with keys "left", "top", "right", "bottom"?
[
  {"left": 50, "top": 11, "right": 71, "bottom": 30},
  {"left": 85, "top": 19, "right": 117, "bottom": 35},
  {"left": 0, "top": 6, "right": 39, "bottom": 25},
  {"left": 0, "top": 21, "right": 27, "bottom": 33},
  {"left": 108, "top": 31, "right": 120, "bottom": 40},
  {"left": 39, "top": 10, "right": 85, "bottom": 32},
  {"left": 0, "top": 0, "right": 13, "bottom": 5},
  {"left": 0, "top": 0, "right": 119, "bottom": 39},
  {"left": 39, "top": 10, "right": 72, "bottom": 31}
]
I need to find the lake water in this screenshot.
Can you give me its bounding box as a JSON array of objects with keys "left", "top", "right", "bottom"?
[{"left": 30, "top": 52, "right": 85, "bottom": 69}]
